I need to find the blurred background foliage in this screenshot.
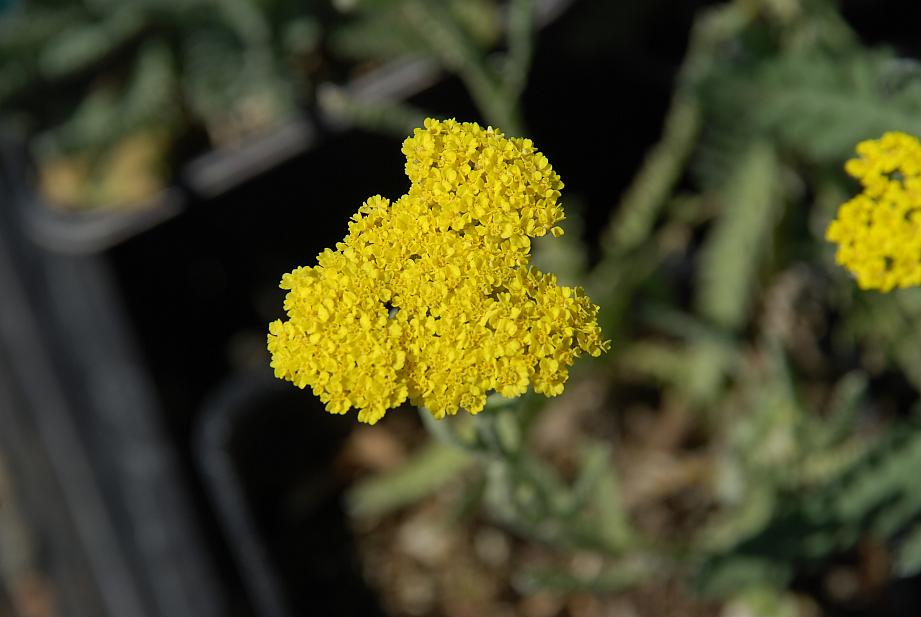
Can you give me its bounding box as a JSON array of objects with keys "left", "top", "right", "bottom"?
[
  {"left": 602, "top": 0, "right": 921, "bottom": 611},
  {"left": 0, "top": 0, "right": 509, "bottom": 208}
]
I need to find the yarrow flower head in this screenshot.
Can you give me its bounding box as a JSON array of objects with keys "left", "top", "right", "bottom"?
[
  {"left": 267, "top": 118, "right": 609, "bottom": 424},
  {"left": 826, "top": 131, "right": 921, "bottom": 292}
]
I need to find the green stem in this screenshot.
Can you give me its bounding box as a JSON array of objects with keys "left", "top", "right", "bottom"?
[
  {"left": 418, "top": 407, "right": 479, "bottom": 452},
  {"left": 402, "top": 1, "right": 524, "bottom": 135},
  {"left": 502, "top": 0, "right": 535, "bottom": 100}
]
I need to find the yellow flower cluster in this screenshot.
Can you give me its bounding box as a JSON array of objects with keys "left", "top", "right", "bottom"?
[
  {"left": 268, "top": 118, "right": 609, "bottom": 424},
  {"left": 826, "top": 131, "right": 921, "bottom": 291}
]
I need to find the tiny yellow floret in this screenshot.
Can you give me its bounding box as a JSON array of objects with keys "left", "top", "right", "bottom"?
[
  {"left": 826, "top": 131, "right": 921, "bottom": 292},
  {"left": 268, "top": 118, "right": 609, "bottom": 424}
]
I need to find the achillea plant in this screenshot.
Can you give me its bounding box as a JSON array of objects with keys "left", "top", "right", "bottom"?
[
  {"left": 268, "top": 118, "right": 609, "bottom": 424},
  {"left": 827, "top": 131, "right": 921, "bottom": 292}
]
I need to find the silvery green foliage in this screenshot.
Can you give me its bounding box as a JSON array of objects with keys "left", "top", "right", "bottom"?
[
  {"left": 589, "top": 0, "right": 921, "bottom": 603},
  {"left": 0, "top": 0, "right": 318, "bottom": 188},
  {"left": 0, "top": 0, "right": 510, "bottom": 206}
]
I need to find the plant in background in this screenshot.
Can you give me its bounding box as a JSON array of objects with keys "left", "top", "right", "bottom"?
[
  {"left": 322, "top": 0, "right": 535, "bottom": 137},
  {"left": 0, "top": 0, "right": 318, "bottom": 209},
  {"left": 826, "top": 131, "right": 921, "bottom": 291},
  {"left": 574, "top": 0, "right": 921, "bottom": 611},
  {"left": 0, "top": 0, "right": 513, "bottom": 209},
  {"left": 268, "top": 118, "right": 608, "bottom": 424}
]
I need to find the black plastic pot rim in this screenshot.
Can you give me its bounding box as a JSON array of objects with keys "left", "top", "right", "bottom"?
[{"left": 21, "top": 55, "right": 441, "bottom": 255}]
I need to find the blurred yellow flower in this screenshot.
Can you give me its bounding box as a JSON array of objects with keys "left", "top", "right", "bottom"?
[
  {"left": 827, "top": 131, "right": 921, "bottom": 292},
  {"left": 268, "top": 118, "right": 609, "bottom": 424}
]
